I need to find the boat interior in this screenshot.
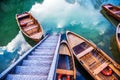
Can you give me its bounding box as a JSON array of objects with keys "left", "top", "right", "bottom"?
[
  {"left": 108, "top": 6, "right": 120, "bottom": 15},
  {"left": 104, "top": 4, "right": 112, "bottom": 9},
  {"left": 56, "top": 43, "right": 74, "bottom": 80},
  {"left": 56, "top": 55, "right": 74, "bottom": 80},
  {"left": 67, "top": 32, "right": 120, "bottom": 80},
  {"left": 72, "top": 42, "right": 120, "bottom": 80},
  {"left": 109, "top": 7, "right": 120, "bottom": 12},
  {"left": 73, "top": 42, "right": 90, "bottom": 55}
]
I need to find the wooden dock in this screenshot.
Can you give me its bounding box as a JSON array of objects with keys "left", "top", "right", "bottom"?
[{"left": 0, "top": 34, "right": 61, "bottom": 80}]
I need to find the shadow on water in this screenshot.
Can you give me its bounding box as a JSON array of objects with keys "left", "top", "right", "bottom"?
[
  {"left": 23, "top": 33, "right": 41, "bottom": 46},
  {"left": 100, "top": 9, "right": 119, "bottom": 27},
  {"left": 0, "top": 0, "right": 43, "bottom": 46},
  {"left": 61, "top": 34, "right": 94, "bottom": 80},
  {"left": 100, "top": 9, "right": 120, "bottom": 64}
]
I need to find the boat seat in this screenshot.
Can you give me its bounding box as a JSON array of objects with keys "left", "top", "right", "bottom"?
[
  {"left": 109, "top": 64, "right": 120, "bottom": 77},
  {"left": 25, "top": 29, "right": 33, "bottom": 35},
  {"left": 20, "top": 18, "right": 33, "bottom": 27},
  {"left": 93, "top": 61, "right": 110, "bottom": 75},
  {"left": 24, "top": 25, "right": 38, "bottom": 31},
  {"left": 56, "top": 69, "right": 74, "bottom": 76},
  {"left": 26, "top": 21, "right": 34, "bottom": 26},
  {"left": 114, "top": 11, "right": 120, "bottom": 14},
  {"left": 17, "top": 13, "right": 29, "bottom": 19},
  {"left": 76, "top": 47, "right": 94, "bottom": 58},
  {"left": 25, "top": 27, "right": 39, "bottom": 36},
  {"left": 30, "top": 32, "right": 42, "bottom": 39},
  {"left": 88, "top": 61, "right": 96, "bottom": 67},
  {"left": 73, "top": 42, "right": 89, "bottom": 55}
]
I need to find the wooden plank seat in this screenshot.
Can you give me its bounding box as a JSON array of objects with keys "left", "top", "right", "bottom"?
[
  {"left": 26, "top": 21, "right": 34, "bottom": 26},
  {"left": 25, "top": 27, "right": 38, "bottom": 35},
  {"left": 17, "top": 13, "right": 29, "bottom": 19},
  {"left": 114, "top": 11, "right": 120, "bottom": 14},
  {"left": 20, "top": 18, "right": 33, "bottom": 26},
  {"left": 109, "top": 64, "right": 120, "bottom": 77},
  {"left": 77, "top": 47, "right": 94, "bottom": 58},
  {"left": 73, "top": 42, "right": 90, "bottom": 55},
  {"left": 24, "top": 25, "right": 38, "bottom": 31},
  {"left": 56, "top": 69, "right": 74, "bottom": 76},
  {"left": 105, "top": 4, "right": 112, "bottom": 8},
  {"left": 88, "top": 60, "right": 96, "bottom": 67},
  {"left": 93, "top": 61, "right": 110, "bottom": 75},
  {"left": 30, "top": 32, "right": 42, "bottom": 39}
]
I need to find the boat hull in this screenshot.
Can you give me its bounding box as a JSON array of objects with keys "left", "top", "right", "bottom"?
[
  {"left": 66, "top": 31, "right": 120, "bottom": 80},
  {"left": 102, "top": 4, "right": 120, "bottom": 21},
  {"left": 56, "top": 40, "right": 76, "bottom": 80},
  {"left": 16, "top": 12, "right": 43, "bottom": 42}
]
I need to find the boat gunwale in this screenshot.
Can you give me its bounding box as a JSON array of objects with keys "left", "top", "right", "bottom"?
[{"left": 66, "top": 31, "right": 120, "bottom": 79}]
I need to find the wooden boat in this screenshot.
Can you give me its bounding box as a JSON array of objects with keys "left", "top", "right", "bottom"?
[
  {"left": 102, "top": 4, "right": 120, "bottom": 21},
  {"left": 56, "top": 40, "right": 76, "bottom": 80},
  {"left": 66, "top": 31, "right": 120, "bottom": 80},
  {"left": 116, "top": 23, "right": 120, "bottom": 52},
  {"left": 16, "top": 12, "right": 43, "bottom": 42}
]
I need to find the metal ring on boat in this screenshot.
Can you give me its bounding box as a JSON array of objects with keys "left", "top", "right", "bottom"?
[{"left": 101, "top": 66, "right": 113, "bottom": 76}]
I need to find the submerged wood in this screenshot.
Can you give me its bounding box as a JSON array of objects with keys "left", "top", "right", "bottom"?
[
  {"left": 16, "top": 12, "right": 43, "bottom": 42},
  {"left": 66, "top": 31, "right": 120, "bottom": 80},
  {"left": 116, "top": 24, "right": 120, "bottom": 52},
  {"left": 102, "top": 4, "right": 120, "bottom": 21},
  {"left": 56, "top": 40, "right": 76, "bottom": 80}
]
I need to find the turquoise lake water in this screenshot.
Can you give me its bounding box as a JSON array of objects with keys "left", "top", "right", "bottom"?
[{"left": 0, "top": 0, "right": 120, "bottom": 79}]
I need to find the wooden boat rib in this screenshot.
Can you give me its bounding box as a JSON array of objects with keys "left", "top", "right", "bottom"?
[
  {"left": 116, "top": 23, "right": 120, "bottom": 52},
  {"left": 102, "top": 4, "right": 120, "bottom": 21},
  {"left": 16, "top": 12, "right": 43, "bottom": 42},
  {"left": 56, "top": 40, "right": 76, "bottom": 80},
  {"left": 66, "top": 31, "right": 120, "bottom": 80}
]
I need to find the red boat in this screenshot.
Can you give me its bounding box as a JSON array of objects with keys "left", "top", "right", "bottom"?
[{"left": 102, "top": 4, "right": 120, "bottom": 21}]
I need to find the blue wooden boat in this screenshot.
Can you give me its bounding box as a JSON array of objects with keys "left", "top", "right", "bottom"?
[{"left": 56, "top": 40, "right": 76, "bottom": 80}]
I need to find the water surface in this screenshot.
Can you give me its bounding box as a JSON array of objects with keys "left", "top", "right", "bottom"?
[{"left": 0, "top": 0, "right": 120, "bottom": 79}]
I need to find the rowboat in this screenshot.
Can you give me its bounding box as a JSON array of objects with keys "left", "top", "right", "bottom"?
[
  {"left": 56, "top": 40, "right": 76, "bottom": 80},
  {"left": 116, "top": 23, "right": 120, "bottom": 52},
  {"left": 66, "top": 31, "right": 120, "bottom": 80},
  {"left": 102, "top": 4, "right": 120, "bottom": 21},
  {"left": 16, "top": 12, "right": 43, "bottom": 42}
]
